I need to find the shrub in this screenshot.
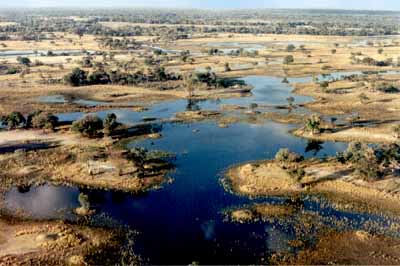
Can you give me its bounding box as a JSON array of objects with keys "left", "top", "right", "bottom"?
[
  {"left": 88, "top": 70, "right": 111, "bottom": 85},
  {"left": 319, "top": 81, "right": 329, "bottom": 91},
  {"left": 375, "top": 83, "right": 399, "bottom": 93},
  {"left": 337, "top": 142, "right": 382, "bottom": 181},
  {"left": 71, "top": 115, "right": 104, "bottom": 137},
  {"left": 393, "top": 125, "right": 400, "bottom": 139},
  {"left": 28, "top": 111, "right": 58, "bottom": 130},
  {"left": 5, "top": 66, "right": 19, "bottom": 74},
  {"left": 305, "top": 115, "right": 321, "bottom": 135},
  {"left": 1, "top": 111, "right": 26, "bottom": 129},
  {"left": 288, "top": 167, "right": 306, "bottom": 181},
  {"left": 103, "top": 113, "right": 119, "bottom": 136},
  {"left": 286, "top": 96, "right": 295, "bottom": 106},
  {"left": 224, "top": 63, "right": 231, "bottom": 72},
  {"left": 64, "top": 68, "right": 88, "bottom": 86},
  {"left": 275, "top": 148, "right": 304, "bottom": 167},
  {"left": 283, "top": 55, "right": 294, "bottom": 65},
  {"left": 286, "top": 44, "right": 296, "bottom": 52},
  {"left": 16, "top": 56, "right": 31, "bottom": 66},
  {"left": 358, "top": 93, "right": 369, "bottom": 103}
]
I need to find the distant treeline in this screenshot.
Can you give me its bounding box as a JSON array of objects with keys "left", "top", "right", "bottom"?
[{"left": 0, "top": 9, "right": 399, "bottom": 37}]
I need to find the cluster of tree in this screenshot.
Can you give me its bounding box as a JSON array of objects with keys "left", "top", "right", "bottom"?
[
  {"left": 0, "top": 111, "right": 58, "bottom": 130},
  {"left": 202, "top": 47, "right": 259, "bottom": 57},
  {"left": 64, "top": 67, "right": 181, "bottom": 87},
  {"left": 336, "top": 142, "right": 400, "bottom": 181},
  {"left": 353, "top": 56, "right": 396, "bottom": 67},
  {"left": 186, "top": 71, "right": 245, "bottom": 90},
  {"left": 372, "top": 82, "right": 399, "bottom": 93},
  {"left": 2, "top": 9, "right": 399, "bottom": 39},
  {"left": 97, "top": 37, "right": 142, "bottom": 50},
  {"left": 71, "top": 113, "right": 119, "bottom": 138}
]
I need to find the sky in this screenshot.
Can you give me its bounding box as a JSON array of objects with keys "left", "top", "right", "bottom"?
[{"left": 2, "top": 0, "right": 400, "bottom": 11}]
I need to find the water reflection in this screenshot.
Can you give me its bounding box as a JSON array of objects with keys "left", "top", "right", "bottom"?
[
  {"left": 305, "top": 140, "right": 324, "bottom": 156},
  {"left": 7, "top": 71, "right": 391, "bottom": 263}
]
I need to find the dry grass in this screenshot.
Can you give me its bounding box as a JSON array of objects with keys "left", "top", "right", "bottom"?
[
  {"left": 0, "top": 128, "right": 172, "bottom": 194},
  {"left": 225, "top": 159, "right": 400, "bottom": 215},
  {"left": 273, "top": 231, "right": 400, "bottom": 265},
  {"left": 0, "top": 219, "right": 121, "bottom": 265}
]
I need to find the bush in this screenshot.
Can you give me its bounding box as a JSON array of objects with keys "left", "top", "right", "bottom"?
[
  {"left": 103, "top": 113, "right": 119, "bottom": 136},
  {"left": 305, "top": 114, "right": 321, "bottom": 135},
  {"left": 5, "top": 66, "right": 19, "bottom": 75},
  {"left": 72, "top": 115, "right": 104, "bottom": 137},
  {"left": 286, "top": 44, "right": 296, "bottom": 52},
  {"left": 336, "top": 142, "right": 382, "bottom": 181},
  {"left": 288, "top": 167, "right": 306, "bottom": 181},
  {"left": 27, "top": 111, "right": 58, "bottom": 130},
  {"left": 275, "top": 148, "right": 304, "bottom": 167},
  {"left": 88, "top": 70, "right": 111, "bottom": 85},
  {"left": 64, "top": 68, "right": 88, "bottom": 86},
  {"left": 283, "top": 55, "right": 294, "bottom": 64},
  {"left": 17, "top": 56, "right": 31, "bottom": 66},
  {"left": 393, "top": 125, "right": 400, "bottom": 139},
  {"left": 375, "top": 83, "right": 399, "bottom": 93},
  {"left": 0, "top": 111, "right": 26, "bottom": 129}
]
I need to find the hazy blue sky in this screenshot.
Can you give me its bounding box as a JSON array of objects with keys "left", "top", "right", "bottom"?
[{"left": 3, "top": 0, "right": 400, "bottom": 10}]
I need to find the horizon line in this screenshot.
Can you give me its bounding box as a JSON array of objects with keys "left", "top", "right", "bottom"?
[{"left": 0, "top": 6, "right": 399, "bottom": 12}]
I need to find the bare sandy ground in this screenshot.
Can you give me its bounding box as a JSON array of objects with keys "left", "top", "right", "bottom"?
[
  {"left": 0, "top": 219, "right": 119, "bottom": 265},
  {"left": 226, "top": 160, "right": 400, "bottom": 215},
  {"left": 0, "top": 130, "right": 85, "bottom": 147},
  {"left": 293, "top": 125, "right": 398, "bottom": 144}
]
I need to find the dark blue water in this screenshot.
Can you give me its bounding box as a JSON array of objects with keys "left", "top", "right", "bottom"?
[
  {"left": 7, "top": 73, "right": 400, "bottom": 263},
  {"left": 54, "top": 75, "right": 313, "bottom": 123},
  {"left": 8, "top": 121, "right": 396, "bottom": 264}
]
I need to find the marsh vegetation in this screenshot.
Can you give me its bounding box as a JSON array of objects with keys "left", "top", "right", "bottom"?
[{"left": 0, "top": 7, "right": 400, "bottom": 265}]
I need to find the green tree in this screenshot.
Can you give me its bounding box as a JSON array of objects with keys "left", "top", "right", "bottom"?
[
  {"left": 71, "top": 115, "right": 104, "bottom": 137},
  {"left": 64, "top": 68, "right": 88, "bottom": 86},
  {"left": 286, "top": 44, "right": 296, "bottom": 52},
  {"left": 286, "top": 96, "right": 295, "bottom": 107},
  {"left": 103, "top": 113, "right": 119, "bottom": 136},
  {"left": 283, "top": 55, "right": 294, "bottom": 65},
  {"left": 27, "top": 111, "right": 58, "bottom": 130},
  {"left": 1, "top": 111, "right": 26, "bottom": 129},
  {"left": 16, "top": 56, "right": 31, "bottom": 66},
  {"left": 305, "top": 115, "right": 321, "bottom": 135},
  {"left": 224, "top": 63, "right": 231, "bottom": 72}
]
